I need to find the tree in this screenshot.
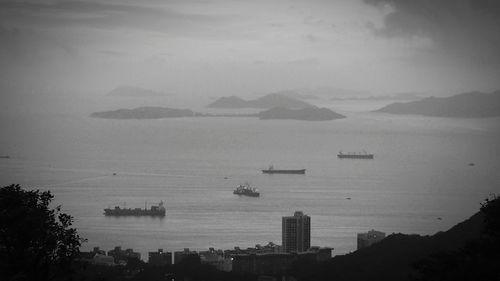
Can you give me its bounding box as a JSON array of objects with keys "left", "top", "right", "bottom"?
[
  {"left": 0, "top": 184, "right": 85, "bottom": 281},
  {"left": 412, "top": 194, "right": 500, "bottom": 281}
]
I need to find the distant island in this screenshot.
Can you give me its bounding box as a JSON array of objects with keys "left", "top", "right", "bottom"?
[
  {"left": 90, "top": 107, "right": 195, "bottom": 119},
  {"left": 208, "top": 93, "right": 312, "bottom": 109},
  {"left": 259, "top": 90, "right": 320, "bottom": 100},
  {"left": 107, "top": 86, "right": 169, "bottom": 97},
  {"left": 375, "top": 90, "right": 500, "bottom": 117},
  {"left": 91, "top": 106, "right": 345, "bottom": 121},
  {"left": 258, "top": 107, "right": 345, "bottom": 121},
  {"left": 330, "top": 92, "right": 422, "bottom": 101}
]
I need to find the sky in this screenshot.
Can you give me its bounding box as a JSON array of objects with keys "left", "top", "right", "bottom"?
[{"left": 1, "top": 0, "right": 500, "bottom": 99}]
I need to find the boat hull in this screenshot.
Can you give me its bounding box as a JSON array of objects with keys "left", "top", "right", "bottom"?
[
  {"left": 262, "top": 169, "right": 306, "bottom": 174},
  {"left": 337, "top": 154, "right": 374, "bottom": 159},
  {"left": 103, "top": 209, "right": 165, "bottom": 217},
  {"left": 233, "top": 191, "right": 260, "bottom": 197}
]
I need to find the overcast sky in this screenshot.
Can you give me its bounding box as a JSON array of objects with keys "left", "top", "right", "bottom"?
[{"left": 1, "top": 0, "right": 500, "bottom": 98}]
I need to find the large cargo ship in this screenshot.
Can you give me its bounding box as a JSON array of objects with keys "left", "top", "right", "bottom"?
[
  {"left": 233, "top": 183, "right": 260, "bottom": 197},
  {"left": 104, "top": 201, "right": 165, "bottom": 217},
  {"left": 261, "top": 165, "right": 306, "bottom": 174},
  {"left": 337, "top": 151, "right": 374, "bottom": 159}
]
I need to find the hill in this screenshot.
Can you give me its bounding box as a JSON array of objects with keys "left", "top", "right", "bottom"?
[
  {"left": 291, "top": 204, "right": 497, "bottom": 281},
  {"left": 207, "top": 96, "right": 249, "bottom": 108},
  {"left": 107, "top": 86, "right": 168, "bottom": 97},
  {"left": 263, "top": 90, "right": 320, "bottom": 100},
  {"left": 320, "top": 214, "right": 483, "bottom": 280},
  {"left": 258, "top": 107, "right": 345, "bottom": 121},
  {"left": 90, "top": 107, "right": 195, "bottom": 119},
  {"left": 375, "top": 91, "right": 500, "bottom": 117},
  {"left": 208, "top": 93, "right": 312, "bottom": 109}
]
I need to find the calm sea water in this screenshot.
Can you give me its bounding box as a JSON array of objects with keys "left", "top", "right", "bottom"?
[{"left": 1, "top": 97, "right": 500, "bottom": 259}]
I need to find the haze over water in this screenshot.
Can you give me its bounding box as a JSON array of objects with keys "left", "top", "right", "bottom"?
[{"left": 1, "top": 97, "right": 499, "bottom": 259}]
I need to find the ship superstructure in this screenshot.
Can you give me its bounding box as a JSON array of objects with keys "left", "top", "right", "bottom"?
[{"left": 233, "top": 183, "right": 260, "bottom": 197}]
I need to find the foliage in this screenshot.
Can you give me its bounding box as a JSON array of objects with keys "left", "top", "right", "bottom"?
[
  {"left": 480, "top": 194, "right": 500, "bottom": 237},
  {"left": 0, "top": 184, "right": 85, "bottom": 281},
  {"left": 412, "top": 194, "right": 500, "bottom": 281}
]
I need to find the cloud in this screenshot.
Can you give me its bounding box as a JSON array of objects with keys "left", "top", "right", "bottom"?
[
  {"left": 304, "top": 33, "right": 321, "bottom": 43},
  {"left": 0, "top": 24, "right": 77, "bottom": 63},
  {"left": 364, "top": 0, "right": 500, "bottom": 64},
  {"left": 287, "top": 57, "right": 319, "bottom": 65},
  {"left": 0, "top": 1, "right": 228, "bottom": 35}
]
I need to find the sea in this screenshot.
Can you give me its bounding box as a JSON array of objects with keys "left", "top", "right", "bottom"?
[{"left": 1, "top": 94, "right": 500, "bottom": 259}]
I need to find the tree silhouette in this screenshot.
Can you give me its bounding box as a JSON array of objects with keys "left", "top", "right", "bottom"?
[
  {"left": 412, "top": 194, "right": 500, "bottom": 281},
  {"left": 0, "top": 184, "right": 85, "bottom": 281}
]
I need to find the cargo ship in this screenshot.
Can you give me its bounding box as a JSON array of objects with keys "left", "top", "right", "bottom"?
[
  {"left": 104, "top": 201, "right": 165, "bottom": 217},
  {"left": 337, "top": 151, "right": 374, "bottom": 159},
  {"left": 233, "top": 183, "right": 260, "bottom": 197},
  {"left": 261, "top": 165, "right": 306, "bottom": 174}
]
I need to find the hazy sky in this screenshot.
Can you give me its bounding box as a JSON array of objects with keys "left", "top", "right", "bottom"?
[{"left": 1, "top": 0, "right": 500, "bottom": 98}]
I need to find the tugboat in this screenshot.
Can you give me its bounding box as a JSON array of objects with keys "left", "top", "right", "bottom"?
[
  {"left": 104, "top": 201, "right": 166, "bottom": 217},
  {"left": 261, "top": 165, "right": 306, "bottom": 174},
  {"left": 233, "top": 183, "right": 260, "bottom": 197},
  {"left": 337, "top": 151, "right": 374, "bottom": 159}
]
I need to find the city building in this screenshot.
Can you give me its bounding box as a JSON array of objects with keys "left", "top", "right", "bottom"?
[
  {"left": 148, "top": 249, "right": 172, "bottom": 266},
  {"left": 282, "top": 211, "right": 311, "bottom": 253},
  {"left": 304, "top": 246, "right": 332, "bottom": 262},
  {"left": 107, "top": 246, "right": 141, "bottom": 265},
  {"left": 174, "top": 248, "right": 199, "bottom": 264},
  {"left": 232, "top": 247, "right": 332, "bottom": 276},
  {"left": 93, "top": 253, "right": 116, "bottom": 266},
  {"left": 357, "top": 229, "right": 386, "bottom": 249},
  {"left": 79, "top": 247, "right": 108, "bottom": 264},
  {"left": 223, "top": 242, "right": 281, "bottom": 258},
  {"left": 199, "top": 248, "right": 231, "bottom": 271}
]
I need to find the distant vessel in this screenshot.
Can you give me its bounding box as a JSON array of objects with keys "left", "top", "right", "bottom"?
[
  {"left": 337, "top": 151, "right": 374, "bottom": 159},
  {"left": 0, "top": 155, "right": 10, "bottom": 159},
  {"left": 262, "top": 165, "right": 306, "bottom": 174},
  {"left": 104, "top": 201, "right": 165, "bottom": 217},
  {"left": 233, "top": 183, "right": 260, "bottom": 197}
]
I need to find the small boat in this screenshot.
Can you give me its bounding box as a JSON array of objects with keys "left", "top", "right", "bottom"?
[
  {"left": 261, "top": 165, "right": 305, "bottom": 174},
  {"left": 337, "top": 151, "right": 374, "bottom": 159},
  {"left": 0, "top": 155, "right": 10, "bottom": 159},
  {"left": 233, "top": 183, "right": 260, "bottom": 197}
]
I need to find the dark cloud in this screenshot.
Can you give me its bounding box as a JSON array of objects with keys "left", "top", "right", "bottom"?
[
  {"left": 0, "top": 24, "right": 77, "bottom": 63},
  {"left": 0, "top": 0, "right": 238, "bottom": 62},
  {"left": 365, "top": 0, "right": 500, "bottom": 64},
  {"left": 0, "top": 1, "right": 227, "bottom": 34}
]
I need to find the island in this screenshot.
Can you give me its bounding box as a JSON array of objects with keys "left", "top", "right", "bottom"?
[
  {"left": 90, "top": 107, "right": 196, "bottom": 119},
  {"left": 208, "top": 93, "right": 312, "bottom": 109},
  {"left": 91, "top": 105, "right": 346, "bottom": 121},
  {"left": 107, "top": 86, "right": 169, "bottom": 97},
  {"left": 258, "top": 107, "right": 345, "bottom": 121},
  {"left": 375, "top": 90, "right": 500, "bottom": 117}
]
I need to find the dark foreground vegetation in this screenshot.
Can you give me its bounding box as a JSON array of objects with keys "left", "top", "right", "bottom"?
[
  {"left": 1, "top": 184, "right": 499, "bottom": 281},
  {"left": 76, "top": 255, "right": 255, "bottom": 281}
]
